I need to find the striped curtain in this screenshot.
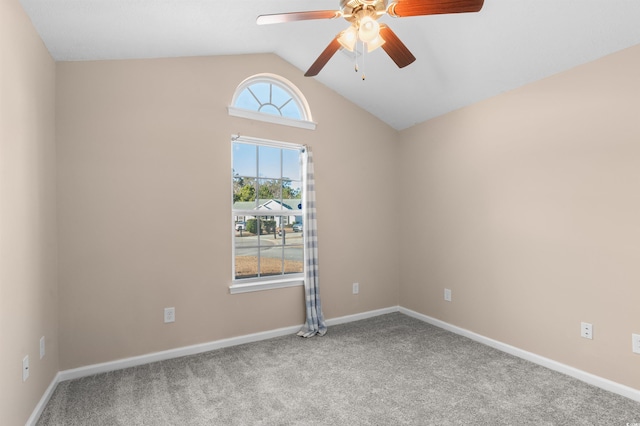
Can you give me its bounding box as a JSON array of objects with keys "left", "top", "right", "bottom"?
[{"left": 297, "top": 147, "right": 327, "bottom": 337}]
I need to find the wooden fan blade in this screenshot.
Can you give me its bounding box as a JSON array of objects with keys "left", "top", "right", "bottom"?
[
  {"left": 387, "top": 0, "right": 484, "bottom": 18},
  {"left": 379, "top": 25, "right": 416, "bottom": 68},
  {"left": 304, "top": 36, "right": 342, "bottom": 77},
  {"left": 257, "top": 10, "right": 341, "bottom": 25}
]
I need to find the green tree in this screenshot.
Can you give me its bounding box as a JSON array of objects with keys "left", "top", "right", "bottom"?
[
  {"left": 258, "top": 180, "right": 280, "bottom": 200},
  {"left": 282, "top": 179, "right": 301, "bottom": 199},
  {"left": 236, "top": 184, "right": 256, "bottom": 202},
  {"left": 233, "top": 175, "right": 257, "bottom": 202},
  {"left": 234, "top": 176, "right": 300, "bottom": 203}
]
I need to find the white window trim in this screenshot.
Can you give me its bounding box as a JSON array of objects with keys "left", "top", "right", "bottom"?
[
  {"left": 231, "top": 134, "right": 302, "bottom": 150},
  {"left": 230, "top": 135, "right": 306, "bottom": 294},
  {"left": 227, "top": 106, "right": 316, "bottom": 130},
  {"left": 229, "top": 276, "right": 304, "bottom": 294}
]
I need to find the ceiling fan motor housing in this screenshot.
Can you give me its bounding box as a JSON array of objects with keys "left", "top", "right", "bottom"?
[{"left": 341, "top": 0, "right": 388, "bottom": 23}]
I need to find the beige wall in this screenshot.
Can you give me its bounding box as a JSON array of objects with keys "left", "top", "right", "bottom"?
[
  {"left": 5, "top": 1, "right": 640, "bottom": 419},
  {"left": 55, "top": 55, "right": 400, "bottom": 370},
  {"left": 399, "top": 44, "right": 640, "bottom": 390},
  {"left": 0, "top": 0, "right": 59, "bottom": 424}
]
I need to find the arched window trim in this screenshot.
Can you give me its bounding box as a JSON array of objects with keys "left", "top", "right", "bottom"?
[{"left": 228, "top": 73, "right": 317, "bottom": 131}]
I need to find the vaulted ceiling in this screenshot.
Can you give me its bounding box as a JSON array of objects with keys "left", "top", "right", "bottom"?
[{"left": 19, "top": 0, "right": 640, "bottom": 130}]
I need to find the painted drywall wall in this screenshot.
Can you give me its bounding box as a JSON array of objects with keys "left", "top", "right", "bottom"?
[
  {"left": 55, "top": 54, "right": 400, "bottom": 370},
  {"left": 0, "top": 0, "right": 59, "bottom": 424},
  {"left": 398, "top": 44, "right": 640, "bottom": 390}
]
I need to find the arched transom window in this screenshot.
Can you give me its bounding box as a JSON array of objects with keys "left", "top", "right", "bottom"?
[{"left": 228, "top": 74, "right": 316, "bottom": 130}]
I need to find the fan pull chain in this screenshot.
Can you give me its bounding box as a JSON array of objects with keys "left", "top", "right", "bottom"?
[{"left": 361, "top": 41, "right": 366, "bottom": 81}]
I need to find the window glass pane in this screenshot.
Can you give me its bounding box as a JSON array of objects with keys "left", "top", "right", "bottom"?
[
  {"left": 279, "top": 198, "right": 299, "bottom": 213},
  {"left": 259, "top": 217, "right": 278, "bottom": 237},
  {"left": 282, "top": 226, "right": 303, "bottom": 241},
  {"left": 271, "top": 84, "right": 290, "bottom": 107},
  {"left": 235, "top": 226, "right": 257, "bottom": 248},
  {"left": 258, "top": 145, "right": 281, "bottom": 179},
  {"left": 278, "top": 219, "right": 303, "bottom": 239},
  {"left": 235, "top": 89, "right": 260, "bottom": 111},
  {"left": 236, "top": 83, "right": 302, "bottom": 119},
  {"left": 259, "top": 245, "right": 284, "bottom": 277},
  {"left": 243, "top": 218, "right": 259, "bottom": 235},
  {"left": 235, "top": 246, "right": 258, "bottom": 280},
  {"left": 282, "top": 180, "right": 302, "bottom": 210},
  {"left": 284, "top": 244, "right": 304, "bottom": 275},
  {"left": 233, "top": 177, "right": 257, "bottom": 206},
  {"left": 234, "top": 217, "right": 246, "bottom": 232},
  {"left": 259, "top": 104, "right": 281, "bottom": 117},
  {"left": 251, "top": 83, "right": 271, "bottom": 104},
  {"left": 233, "top": 143, "right": 257, "bottom": 178},
  {"left": 280, "top": 101, "right": 302, "bottom": 120},
  {"left": 282, "top": 149, "right": 301, "bottom": 181},
  {"left": 258, "top": 179, "right": 282, "bottom": 203},
  {"left": 256, "top": 217, "right": 266, "bottom": 235}
]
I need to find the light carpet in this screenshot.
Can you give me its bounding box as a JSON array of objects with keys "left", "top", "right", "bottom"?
[{"left": 37, "top": 313, "right": 640, "bottom": 425}]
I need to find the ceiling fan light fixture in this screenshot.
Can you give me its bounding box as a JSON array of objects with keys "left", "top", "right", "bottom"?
[
  {"left": 338, "top": 25, "right": 357, "bottom": 51},
  {"left": 358, "top": 15, "right": 380, "bottom": 43},
  {"left": 366, "top": 34, "right": 385, "bottom": 52}
]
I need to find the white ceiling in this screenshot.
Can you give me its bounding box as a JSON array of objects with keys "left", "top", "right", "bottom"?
[{"left": 19, "top": 0, "right": 640, "bottom": 130}]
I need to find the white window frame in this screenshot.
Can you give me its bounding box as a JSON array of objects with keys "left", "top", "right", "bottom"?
[
  {"left": 227, "top": 74, "right": 317, "bottom": 130},
  {"left": 230, "top": 135, "right": 305, "bottom": 294}
]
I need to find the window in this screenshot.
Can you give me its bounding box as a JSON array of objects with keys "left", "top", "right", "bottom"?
[
  {"left": 228, "top": 74, "right": 316, "bottom": 130},
  {"left": 231, "top": 136, "right": 304, "bottom": 294},
  {"left": 235, "top": 81, "right": 302, "bottom": 119}
]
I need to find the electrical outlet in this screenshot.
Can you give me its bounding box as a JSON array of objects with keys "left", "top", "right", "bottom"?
[
  {"left": 352, "top": 282, "right": 359, "bottom": 295},
  {"left": 444, "top": 288, "right": 452, "bottom": 302},
  {"left": 580, "top": 322, "right": 593, "bottom": 340},
  {"left": 164, "top": 307, "right": 175, "bottom": 323},
  {"left": 40, "top": 336, "right": 45, "bottom": 359},
  {"left": 22, "top": 355, "right": 29, "bottom": 382},
  {"left": 632, "top": 334, "right": 640, "bottom": 354}
]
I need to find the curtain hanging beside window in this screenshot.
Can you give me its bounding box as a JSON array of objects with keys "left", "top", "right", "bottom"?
[{"left": 297, "top": 146, "right": 327, "bottom": 337}]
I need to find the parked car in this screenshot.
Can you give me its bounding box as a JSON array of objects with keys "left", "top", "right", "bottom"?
[
  {"left": 235, "top": 222, "right": 245, "bottom": 231},
  {"left": 292, "top": 223, "right": 302, "bottom": 232}
]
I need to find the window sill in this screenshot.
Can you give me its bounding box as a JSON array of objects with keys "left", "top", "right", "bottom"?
[
  {"left": 227, "top": 106, "right": 317, "bottom": 130},
  {"left": 229, "top": 276, "right": 304, "bottom": 294}
]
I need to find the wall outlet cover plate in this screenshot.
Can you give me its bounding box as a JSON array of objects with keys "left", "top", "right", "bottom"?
[
  {"left": 23, "top": 355, "right": 29, "bottom": 382},
  {"left": 164, "top": 307, "right": 175, "bottom": 323},
  {"left": 632, "top": 334, "right": 640, "bottom": 354},
  {"left": 580, "top": 322, "right": 593, "bottom": 339}
]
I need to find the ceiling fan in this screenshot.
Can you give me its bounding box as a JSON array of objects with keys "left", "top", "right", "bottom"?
[{"left": 257, "top": 0, "right": 485, "bottom": 77}]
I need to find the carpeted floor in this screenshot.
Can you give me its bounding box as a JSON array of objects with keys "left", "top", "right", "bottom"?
[{"left": 38, "top": 313, "right": 640, "bottom": 425}]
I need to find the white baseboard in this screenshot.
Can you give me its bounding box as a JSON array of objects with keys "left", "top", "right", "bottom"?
[
  {"left": 56, "top": 306, "right": 399, "bottom": 383},
  {"left": 28, "top": 306, "right": 398, "bottom": 425},
  {"left": 325, "top": 306, "right": 399, "bottom": 326},
  {"left": 399, "top": 306, "right": 640, "bottom": 403},
  {"left": 28, "top": 304, "right": 639, "bottom": 425},
  {"left": 25, "top": 371, "right": 61, "bottom": 426},
  {"left": 57, "top": 324, "right": 301, "bottom": 383}
]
